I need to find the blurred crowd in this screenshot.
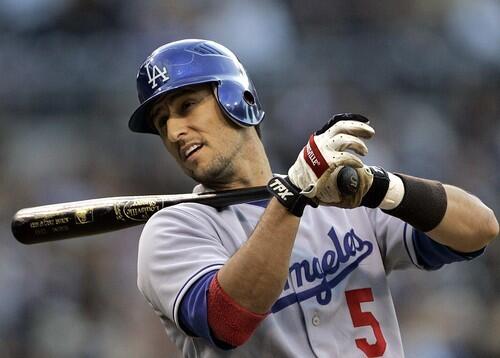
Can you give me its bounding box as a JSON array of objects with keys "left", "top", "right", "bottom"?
[{"left": 0, "top": 0, "right": 498, "bottom": 357}]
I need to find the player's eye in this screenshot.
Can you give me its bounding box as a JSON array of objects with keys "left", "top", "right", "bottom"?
[
  {"left": 180, "top": 99, "right": 197, "bottom": 113},
  {"left": 155, "top": 115, "right": 168, "bottom": 133}
]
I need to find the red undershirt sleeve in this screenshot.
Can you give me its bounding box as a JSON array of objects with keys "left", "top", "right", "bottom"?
[{"left": 207, "top": 272, "right": 269, "bottom": 347}]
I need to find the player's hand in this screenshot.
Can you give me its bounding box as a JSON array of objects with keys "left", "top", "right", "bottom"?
[
  {"left": 315, "top": 166, "right": 374, "bottom": 208},
  {"left": 288, "top": 113, "right": 374, "bottom": 208}
]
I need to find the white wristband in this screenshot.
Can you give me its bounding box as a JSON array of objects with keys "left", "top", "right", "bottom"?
[{"left": 379, "top": 172, "right": 405, "bottom": 210}]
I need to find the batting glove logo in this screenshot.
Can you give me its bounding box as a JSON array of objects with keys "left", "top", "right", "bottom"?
[
  {"left": 268, "top": 178, "right": 294, "bottom": 201},
  {"left": 303, "top": 135, "right": 329, "bottom": 178}
]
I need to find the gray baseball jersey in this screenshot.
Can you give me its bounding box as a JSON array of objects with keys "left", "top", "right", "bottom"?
[{"left": 137, "top": 197, "right": 478, "bottom": 357}]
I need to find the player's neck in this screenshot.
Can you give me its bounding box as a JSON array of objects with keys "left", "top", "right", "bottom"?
[
  {"left": 238, "top": 134, "right": 272, "bottom": 186},
  {"left": 205, "top": 136, "right": 272, "bottom": 191}
]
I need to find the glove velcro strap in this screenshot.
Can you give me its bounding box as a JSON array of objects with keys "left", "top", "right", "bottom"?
[
  {"left": 267, "top": 176, "right": 317, "bottom": 217},
  {"left": 361, "top": 166, "right": 390, "bottom": 208}
]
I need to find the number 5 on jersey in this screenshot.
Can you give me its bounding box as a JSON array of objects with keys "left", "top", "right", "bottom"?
[{"left": 345, "top": 288, "right": 387, "bottom": 357}]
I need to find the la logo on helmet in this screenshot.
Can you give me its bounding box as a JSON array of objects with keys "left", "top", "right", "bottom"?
[{"left": 146, "top": 63, "right": 169, "bottom": 89}]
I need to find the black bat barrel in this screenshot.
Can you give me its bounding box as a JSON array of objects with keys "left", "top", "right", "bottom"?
[
  {"left": 12, "top": 187, "right": 272, "bottom": 244},
  {"left": 12, "top": 167, "right": 358, "bottom": 244}
]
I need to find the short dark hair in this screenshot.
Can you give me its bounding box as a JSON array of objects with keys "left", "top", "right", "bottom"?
[{"left": 255, "top": 124, "right": 262, "bottom": 139}]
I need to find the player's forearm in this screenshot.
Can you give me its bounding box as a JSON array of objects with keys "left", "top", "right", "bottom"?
[
  {"left": 364, "top": 169, "right": 498, "bottom": 252},
  {"left": 426, "top": 184, "right": 498, "bottom": 252},
  {"left": 217, "top": 198, "right": 300, "bottom": 314}
]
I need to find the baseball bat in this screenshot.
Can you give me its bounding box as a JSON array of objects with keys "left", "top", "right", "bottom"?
[{"left": 12, "top": 168, "right": 359, "bottom": 244}]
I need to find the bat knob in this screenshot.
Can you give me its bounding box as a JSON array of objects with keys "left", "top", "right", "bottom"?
[{"left": 337, "top": 166, "right": 359, "bottom": 195}]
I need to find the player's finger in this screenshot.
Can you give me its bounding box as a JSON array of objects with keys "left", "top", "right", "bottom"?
[
  {"left": 331, "top": 152, "right": 364, "bottom": 168},
  {"left": 331, "top": 133, "right": 368, "bottom": 156},
  {"left": 329, "top": 120, "right": 375, "bottom": 139}
]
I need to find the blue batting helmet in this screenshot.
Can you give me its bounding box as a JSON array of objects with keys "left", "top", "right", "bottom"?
[{"left": 129, "top": 39, "right": 265, "bottom": 135}]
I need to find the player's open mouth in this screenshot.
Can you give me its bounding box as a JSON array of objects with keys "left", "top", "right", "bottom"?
[{"left": 183, "top": 144, "right": 203, "bottom": 160}]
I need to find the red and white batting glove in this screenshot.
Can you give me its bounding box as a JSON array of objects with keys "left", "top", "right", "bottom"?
[{"left": 288, "top": 113, "right": 375, "bottom": 208}]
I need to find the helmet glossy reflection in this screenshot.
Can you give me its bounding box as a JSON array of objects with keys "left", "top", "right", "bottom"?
[{"left": 129, "top": 39, "right": 265, "bottom": 134}]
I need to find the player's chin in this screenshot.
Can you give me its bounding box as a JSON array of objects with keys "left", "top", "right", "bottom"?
[
  {"left": 182, "top": 156, "right": 204, "bottom": 175},
  {"left": 182, "top": 161, "right": 210, "bottom": 182},
  {"left": 190, "top": 162, "right": 233, "bottom": 185}
]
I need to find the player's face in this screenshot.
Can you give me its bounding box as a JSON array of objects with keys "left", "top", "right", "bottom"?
[{"left": 150, "top": 84, "right": 248, "bottom": 187}]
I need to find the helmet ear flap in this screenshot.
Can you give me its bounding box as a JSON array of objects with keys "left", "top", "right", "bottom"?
[
  {"left": 243, "top": 90, "right": 256, "bottom": 106},
  {"left": 215, "top": 80, "right": 264, "bottom": 127}
]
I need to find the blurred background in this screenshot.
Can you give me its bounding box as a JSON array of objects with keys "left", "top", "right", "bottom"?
[{"left": 0, "top": 0, "right": 498, "bottom": 357}]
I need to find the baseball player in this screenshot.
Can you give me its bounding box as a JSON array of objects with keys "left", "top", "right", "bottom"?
[{"left": 129, "top": 39, "right": 498, "bottom": 357}]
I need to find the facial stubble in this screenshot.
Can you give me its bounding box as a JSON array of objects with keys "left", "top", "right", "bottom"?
[{"left": 185, "top": 134, "right": 246, "bottom": 187}]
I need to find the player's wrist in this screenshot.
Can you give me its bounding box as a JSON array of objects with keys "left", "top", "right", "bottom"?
[
  {"left": 378, "top": 172, "right": 405, "bottom": 210},
  {"left": 363, "top": 167, "right": 447, "bottom": 231},
  {"left": 267, "top": 176, "right": 318, "bottom": 217},
  {"left": 383, "top": 174, "right": 447, "bottom": 232},
  {"left": 360, "top": 166, "right": 405, "bottom": 210}
]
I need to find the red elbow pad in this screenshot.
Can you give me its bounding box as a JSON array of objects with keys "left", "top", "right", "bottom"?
[{"left": 207, "top": 273, "right": 268, "bottom": 347}]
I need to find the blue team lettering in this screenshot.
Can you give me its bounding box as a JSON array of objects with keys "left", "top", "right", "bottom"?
[{"left": 273, "top": 227, "right": 373, "bottom": 312}]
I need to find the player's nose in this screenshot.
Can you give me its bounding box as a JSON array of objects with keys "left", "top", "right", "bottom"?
[{"left": 166, "top": 116, "right": 188, "bottom": 143}]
